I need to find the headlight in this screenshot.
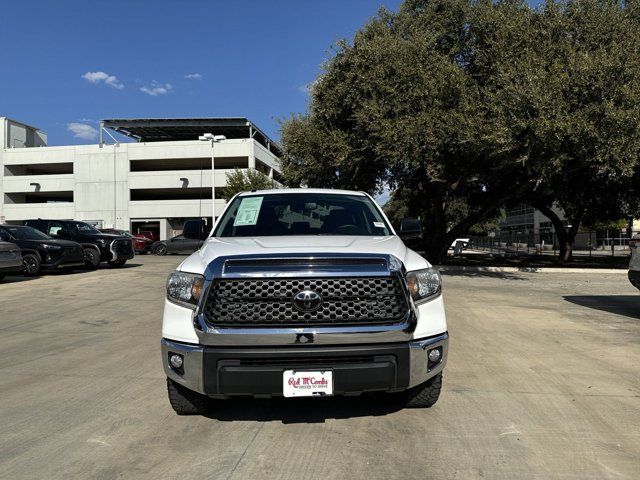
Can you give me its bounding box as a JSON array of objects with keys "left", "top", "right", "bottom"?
[
  {"left": 43, "top": 244, "right": 62, "bottom": 251},
  {"left": 166, "top": 272, "right": 205, "bottom": 309},
  {"left": 406, "top": 267, "right": 441, "bottom": 304}
]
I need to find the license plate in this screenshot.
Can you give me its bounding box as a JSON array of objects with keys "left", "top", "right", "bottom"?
[{"left": 282, "top": 370, "right": 333, "bottom": 397}]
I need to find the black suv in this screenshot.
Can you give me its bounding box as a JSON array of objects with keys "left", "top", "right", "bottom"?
[
  {"left": 0, "top": 225, "right": 85, "bottom": 275},
  {"left": 23, "top": 220, "right": 134, "bottom": 268}
]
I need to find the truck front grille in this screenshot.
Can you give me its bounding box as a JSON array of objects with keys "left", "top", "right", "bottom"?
[
  {"left": 203, "top": 276, "right": 409, "bottom": 328},
  {"left": 112, "top": 239, "right": 133, "bottom": 253}
]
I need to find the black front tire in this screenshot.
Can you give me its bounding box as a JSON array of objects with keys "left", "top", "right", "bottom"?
[
  {"left": 108, "top": 259, "right": 127, "bottom": 268},
  {"left": 22, "top": 253, "right": 41, "bottom": 276},
  {"left": 403, "top": 373, "right": 443, "bottom": 408},
  {"left": 167, "top": 378, "right": 210, "bottom": 415},
  {"left": 155, "top": 244, "right": 167, "bottom": 256},
  {"left": 83, "top": 248, "right": 100, "bottom": 269}
]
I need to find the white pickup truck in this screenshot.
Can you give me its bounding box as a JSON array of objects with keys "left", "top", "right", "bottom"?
[
  {"left": 629, "top": 234, "right": 639, "bottom": 290},
  {"left": 161, "top": 189, "right": 448, "bottom": 415}
]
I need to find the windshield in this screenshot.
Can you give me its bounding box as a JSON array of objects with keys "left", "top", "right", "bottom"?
[
  {"left": 214, "top": 193, "right": 391, "bottom": 237},
  {"left": 3, "top": 226, "right": 52, "bottom": 241},
  {"left": 70, "top": 222, "right": 100, "bottom": 235}
]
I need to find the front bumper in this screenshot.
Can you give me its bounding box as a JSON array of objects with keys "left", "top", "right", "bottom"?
[
  {"left": 161, "top": 333, "right": 448, "bottom": 397},
  {"left": 629, "top": 270, "right": 640, "bottom": 290},
  {"left": 41, "top": 253, "right": 85, "bottom": 270}
]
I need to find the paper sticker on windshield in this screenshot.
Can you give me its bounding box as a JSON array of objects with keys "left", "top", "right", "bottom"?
[
  {"left": 373, "top": 222, "right": 385, "bottom": 228},
  {"left": 233, "top": 196, "right": 264, "bottom": 226}
]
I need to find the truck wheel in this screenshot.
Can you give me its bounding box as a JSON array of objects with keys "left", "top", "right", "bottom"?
[
  {"left": 108, "top": 259, "right": 127, "bottom": 268},
  {"left": 167, "top": 378, "right": 210, "bottom": 415},
  {"left": 83, "top": 248, "right": 100, "bottom": 269},
  {"left": 403, "top": 373, "right": 442, "bottom": 408},
  {"left": 23, "top": 253, "right": 41, "bottom": 276}
]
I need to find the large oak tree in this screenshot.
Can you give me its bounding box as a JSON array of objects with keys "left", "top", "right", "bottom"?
[{"left": 280, "top": 0, "right": 640, "bottom": 263}]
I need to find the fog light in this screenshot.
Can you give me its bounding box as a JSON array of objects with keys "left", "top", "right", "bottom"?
[
  {"left": 428, "top": 348, "right": 441, "bottom": 363},
  {"left": 169, "top": 354, "right": 183, "bottom": 369}
]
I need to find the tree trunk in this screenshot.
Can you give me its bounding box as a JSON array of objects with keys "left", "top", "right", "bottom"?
[
  {"left": 424, "top": 232, "right": 451, "bottom": 265},
  {"left": 533, "top": 202, "right": 583, "bottom": 263},
  {"left": 556, "top": 228, "right": 573, "bottom": 262},
  {"left": 419, "top": 193, "right": 510, "bottom": 264},
  {"left": 417, "top": 181, "right": 533, "bottom": 265},
  {"left": 421, "top": 198, "right": 450, "bottom": 265}
]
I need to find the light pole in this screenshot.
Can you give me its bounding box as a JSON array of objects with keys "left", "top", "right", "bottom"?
[{"left": 198, "top": 133, "right": 226, "bottom": 220}]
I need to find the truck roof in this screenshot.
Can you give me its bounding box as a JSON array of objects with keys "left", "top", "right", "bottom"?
[{"left": 237, "top": 188, "right": 367, "bottom": 197}]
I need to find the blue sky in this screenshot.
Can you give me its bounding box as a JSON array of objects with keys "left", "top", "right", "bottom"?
[{"left": 0, "top": 0, "right": 543, "bottom": 147}]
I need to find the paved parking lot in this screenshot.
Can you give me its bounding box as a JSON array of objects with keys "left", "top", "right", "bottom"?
[{"left": 0, "top": 256, "right": 638, "bottom": 479}]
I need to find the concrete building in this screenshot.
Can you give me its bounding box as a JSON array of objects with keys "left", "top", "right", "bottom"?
[{"left": 0, "top": 117, "right": 282, "bottom": 240}]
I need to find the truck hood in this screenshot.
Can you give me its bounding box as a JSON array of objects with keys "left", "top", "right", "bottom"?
[{"left": 178, "top": 235, "right": 430, "bottom": 274}]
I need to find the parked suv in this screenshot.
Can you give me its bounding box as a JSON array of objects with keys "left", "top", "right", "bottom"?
[
  {"left": 629, "top": 234, "right": 639, "bottom": 290},
  {"left": 0, "top": 225, "right": 85, "bottom": 275},
  {"left": 24, "top": 220, "right": 134, "bottom": 268},
  {"left": 161, "top": 189, "right": 448, "bottom": 415},
  {"left": 0, "top": 240, "right": 23, "bottom": 281}
]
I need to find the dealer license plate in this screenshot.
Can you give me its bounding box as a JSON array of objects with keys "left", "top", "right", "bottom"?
[{"left": 282, "top": 370, "right": 333, "bottom": 397}]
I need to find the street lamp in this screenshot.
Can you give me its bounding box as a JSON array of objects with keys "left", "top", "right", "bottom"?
[{"left": 198, "top": 134, "right": 226, "bottom": 220}]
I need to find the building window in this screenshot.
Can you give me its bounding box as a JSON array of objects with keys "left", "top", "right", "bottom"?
[
  {"left": 130, "top": 157, "right": 249, "bottom": 172},
  {"left": 4, "top": 163, "right": 73, "bottom": 176},
  {"left": 130, "top": 188, "right": 213, "bottom": 201},
  {"left": 4, "top": 191, "right": 73, "bottom": 204}
]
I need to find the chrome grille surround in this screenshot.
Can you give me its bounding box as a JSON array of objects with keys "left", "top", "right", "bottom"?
[{"left": 193, "top": 253, "right": 417, "bottom": 347}]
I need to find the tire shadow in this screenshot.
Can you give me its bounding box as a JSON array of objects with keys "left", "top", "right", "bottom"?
[{"left": 563, "top": 295, "right": 640, "bottom": 319}]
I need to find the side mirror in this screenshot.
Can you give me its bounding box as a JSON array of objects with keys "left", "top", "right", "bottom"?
[
  {"left": 399, "top": 218, "right": 422, "bottom": 238},
  {"left": 183, "top": 219, "right": 207, "bottom": 240}
]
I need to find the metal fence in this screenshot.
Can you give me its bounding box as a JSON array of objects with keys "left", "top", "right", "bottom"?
[{"left": 468, "top": 231, "right": 633, "bottom": 258}]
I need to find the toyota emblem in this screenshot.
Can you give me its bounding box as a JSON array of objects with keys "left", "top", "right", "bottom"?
[{"left": 292, "top": 289, "right": 323, "bottom": 312}]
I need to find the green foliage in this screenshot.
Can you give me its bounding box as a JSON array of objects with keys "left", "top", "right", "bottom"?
[
  {"left": 222, "top": 169, "right": 277, "bottom": 200},
  {"left": 280, "top": 0, "right": 640, "bottom": 262},
  {"left": 524, "top": 0, "right": 640, "bottom": 259}
]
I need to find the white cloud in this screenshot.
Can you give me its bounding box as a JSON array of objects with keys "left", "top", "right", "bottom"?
[
  {"left": 67, "top": 122, "right": 98, "bottom": 141},
  {"left": 184, "top": 73, "right": 203, "bottom": 80},
  {"left": 81, "top": 71, "right": 124, "bottom": 90},
  {"left": 140, "top": 82, "right": 172, "bottom": 96}
]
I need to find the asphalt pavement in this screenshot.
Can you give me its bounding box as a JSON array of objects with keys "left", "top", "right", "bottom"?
[{"left": 0, "top": 255, "right": 638, "bottom": 479}]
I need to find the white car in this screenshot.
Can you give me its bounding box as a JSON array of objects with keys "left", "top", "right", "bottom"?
[
  {"left": 161, "top": 188, "right": 448, "bottom": 415},
  {"left": 629, "top": 234, "right": 640, "bottom": 290}
]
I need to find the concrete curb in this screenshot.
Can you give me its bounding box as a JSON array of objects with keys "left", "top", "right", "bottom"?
[{"left": 436, "top": 265, "right": 628, "bottom": 274}]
